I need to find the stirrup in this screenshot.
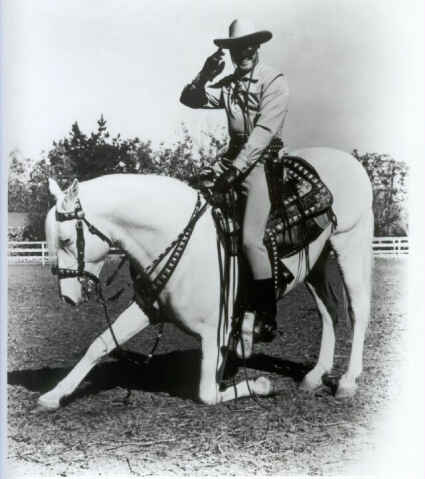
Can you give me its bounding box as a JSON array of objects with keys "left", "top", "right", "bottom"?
[
  {"left": 234, "top": 310, "right": 277, "bottom": 359},
  {"left": 253, "top": 312, "right": 277, "bottom": 343}
]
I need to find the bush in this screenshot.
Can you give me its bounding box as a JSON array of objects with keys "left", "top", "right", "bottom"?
[
  {"left": 353, "top": 150, "right": 408, "bottom": 236},
  {"left": 8, "top": 118, "right": 408, "bottom": 239},
  {"left": 8, "top": 227, "right": 25, "bottom": 242},
  {"left": 10, "top": 119, "right": 227, "bottom": 240}
]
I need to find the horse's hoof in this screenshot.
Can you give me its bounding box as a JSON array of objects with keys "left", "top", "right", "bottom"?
[
  {"left": 299, "top": 375, "right": 322, "bottom": 393},
  {"left": 335, "top": 385, "right": 357, "bottom": 399},
  {"left": 300, "top": 368, "right": 331, "bottom": 393},
  {"left": 37, "top": 395, "right": 60, "bottom": 411},
  {"left": 322, "top": 373, "right": 339, "bottom": 395},
  {"left": 335, "top": 378, "right": 357, "bottom": 399},
  {"left": 254, "top": 376, "right": 274, "bottom": 396}
]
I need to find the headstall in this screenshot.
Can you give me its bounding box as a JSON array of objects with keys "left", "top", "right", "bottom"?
[{"left": 52, "top": 199, "right": 113, "bottom": 283}]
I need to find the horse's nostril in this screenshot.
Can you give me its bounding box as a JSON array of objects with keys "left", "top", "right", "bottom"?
[{"left": 62, "top": 295, "right": 76, "bottom": 306}]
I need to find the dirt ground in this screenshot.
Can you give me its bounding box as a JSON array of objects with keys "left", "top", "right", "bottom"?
[{"left": 7, "top": 257, "right": 407, "bottom": 477}]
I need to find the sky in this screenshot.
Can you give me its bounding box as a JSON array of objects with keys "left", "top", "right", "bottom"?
[{"left": 1, "top": 0, "right": 424, "bottom": 165}]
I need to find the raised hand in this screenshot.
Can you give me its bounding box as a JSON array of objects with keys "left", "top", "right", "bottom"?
[{"left": 200, "top": 48, "right": 225, "bottom": 82}]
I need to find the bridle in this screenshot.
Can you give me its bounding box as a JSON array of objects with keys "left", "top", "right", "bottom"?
[
  {"left": 52, "top": 198, "right": 113, "bottom": 285},
  {"left": 50, "top": 191, "right": 209, "bottom": 373}
]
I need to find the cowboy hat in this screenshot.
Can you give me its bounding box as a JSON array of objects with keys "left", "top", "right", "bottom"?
[{"left": 214, "top": 19, "right": 272, "bottom": 49}]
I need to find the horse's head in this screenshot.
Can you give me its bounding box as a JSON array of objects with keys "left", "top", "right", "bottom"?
[{"left": 46, "top": 178, "right": 112, "bottom": 306}]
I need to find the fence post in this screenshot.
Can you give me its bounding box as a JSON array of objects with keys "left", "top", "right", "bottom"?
[{"left": 41, "top": 242, "right": 45, "bottom": 266}]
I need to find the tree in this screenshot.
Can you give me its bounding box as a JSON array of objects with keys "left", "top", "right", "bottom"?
[
  {"left": 12, "top": 118, "right": 409, "bottom": 240},
  {"left": 147, "top": 123, "right": 226, "bottom": 182},
  {"left": 23, "top": 158, "right": 52, "bottom": 240},
  {"left": 48, "top": 115, "right": 143, "bottom": 186},
  {"left": 21, "top": 116, "right": 145, "bottom": 239},
  {"left": 8, "top": 150, "right": 32, "bottom": 212},
  {"left": 353, "top": 150, "right": 408, "bottom": 235},
  {"left": 196, "top": 126, "right": 228, "bottom": 173}
]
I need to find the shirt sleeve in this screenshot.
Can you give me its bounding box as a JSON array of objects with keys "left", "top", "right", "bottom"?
[
  {"left": 180, "top": 80, "right": 224, "bottom": 109},
  {"left": 233, "top": 74, "right": 289, "bottom": 171}
]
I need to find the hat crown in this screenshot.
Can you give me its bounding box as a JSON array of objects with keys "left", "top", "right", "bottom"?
[
  {"left": 213, "top": 18, "right": 272, "bottom": 49},
  {"left": 228, "top": 19, "right": 257, "bottom": 39}
]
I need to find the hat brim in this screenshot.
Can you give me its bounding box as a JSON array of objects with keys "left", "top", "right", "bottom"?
[{"left": 213, "top": 30, "right": 272, "bottom": 49}]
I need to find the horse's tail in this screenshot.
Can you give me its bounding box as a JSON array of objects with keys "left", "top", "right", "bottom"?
[
  {"left": 307, "top": 242, "right": 354, "bottom": 328},
  {"left": 332, "top": 254, "right": 355, "bottom": 329}
]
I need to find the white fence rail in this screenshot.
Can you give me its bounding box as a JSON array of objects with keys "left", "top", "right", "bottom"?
[
  {"left": 8, "top": 241, "right": 50, "bottom": 266},
  {"left": 8, "top": 237, "right": 409, "bottom": 264},
  {"left": 371, "top": 236, "right": 409, "bottom": 257}
]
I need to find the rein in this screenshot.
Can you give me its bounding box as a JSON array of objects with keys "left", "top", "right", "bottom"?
[
  {"left": 52, "top": 190, "right": 264, "bottom": 404},
  {"left": 130, "top": 193, "right": 208, "bottom": 320},
  {"left": 52, "top": 193, "right": 208, "bottom": 365}
]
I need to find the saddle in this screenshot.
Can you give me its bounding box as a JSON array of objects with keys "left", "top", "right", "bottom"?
[
  {"left": 264, "top": 153, "right": 336, "bottom": 259},
  {"left": 199, "top": 143, "right": 336, "bottom": 293},
  {"left": 124, "top": 149, "right": 336, "bottom": 373},
  {"left": 191, "top": 145, "right": 336, "bottom": 366},
  {"left": 128, "top": 148, "right": 336, "bottom": 343}
]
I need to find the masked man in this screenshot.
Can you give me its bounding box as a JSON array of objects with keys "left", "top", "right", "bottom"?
[{"left": 180, "top": 19, "right": 289, "bottom": 342}]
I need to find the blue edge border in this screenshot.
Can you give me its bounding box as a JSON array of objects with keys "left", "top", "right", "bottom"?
[{"left": 1, "top": 1, "right": 7, "bottom": 476}]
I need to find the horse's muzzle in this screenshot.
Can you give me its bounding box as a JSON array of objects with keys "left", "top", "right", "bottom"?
[{"left": 58, "top": 274, "right": 98, "bottom": 307}]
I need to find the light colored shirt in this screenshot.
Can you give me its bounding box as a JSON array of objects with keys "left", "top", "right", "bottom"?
[{"left": 181, "top": 62, "right": 289, "bottom": 171}]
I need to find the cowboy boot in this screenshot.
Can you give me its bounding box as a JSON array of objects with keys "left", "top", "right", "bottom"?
[
  {"left": 252, "top": 278, "right": 277, "bottom": 343},
  {"left": 234, "top": 278, "right": 276, "bottom": 358}
]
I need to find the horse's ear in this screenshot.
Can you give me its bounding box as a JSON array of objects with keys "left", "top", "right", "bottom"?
[
  {"left": 48, "top": 178, "right": 63, "bottom": 201},
  {"left": 66, "top": 179, "right": 79, "bottom": 202}
]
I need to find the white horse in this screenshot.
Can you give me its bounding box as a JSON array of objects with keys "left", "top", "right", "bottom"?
[{"left": 39, "top": 147, "right": 373, "bottom": 410}]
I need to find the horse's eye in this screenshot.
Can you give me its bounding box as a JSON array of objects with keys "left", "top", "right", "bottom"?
[{"left": 59, "top": 238, "right": 72, "bottom": 248}]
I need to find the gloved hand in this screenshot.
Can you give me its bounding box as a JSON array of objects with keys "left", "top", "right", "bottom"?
[
  {"left": 199, "top": 158, "right": 231, "bottom": 180},
  {"left": 211, "top": 157, "right": 233, "bottom": 175},
  {"left": 195, "top": 166, "right": 215, "bottom": 188},
  {"left": 199, "top": 48, "right": 225, "bottom": 83},
  {"left": 213, "top": 165, "right": 242, "bottom": 193},
  {"left": 192, "top": 159, "right": 229, "bottom": 191}
]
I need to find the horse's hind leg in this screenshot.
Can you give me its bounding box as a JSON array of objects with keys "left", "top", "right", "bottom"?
[
  {"left": 198, "top": 322, "right": 273, "bottom": 405},
  {"left": 331, "top": 209, "right": 373, "bottom": 398},
  {"left": 38, "top": 302, "right": 149, "bottom": 410},
  {"left": 300, "top": 281, "right": 336, "bottom": 392}
]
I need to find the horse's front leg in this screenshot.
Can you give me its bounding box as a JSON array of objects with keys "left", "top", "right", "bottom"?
[
  {"left": 198, "top": 322, "right": 273, "bottom": 405},
  {"left": 38, "top": 301, "right": 149, "bottom": 410}
]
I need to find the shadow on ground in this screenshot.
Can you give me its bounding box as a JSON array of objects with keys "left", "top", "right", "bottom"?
[{"left": 8, "top": 349, "right": 312, "bottom": 406}]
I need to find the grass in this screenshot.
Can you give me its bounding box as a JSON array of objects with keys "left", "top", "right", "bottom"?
[{"left": 7, "top": 258, "right": 407, "bottom": 476}]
